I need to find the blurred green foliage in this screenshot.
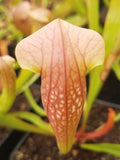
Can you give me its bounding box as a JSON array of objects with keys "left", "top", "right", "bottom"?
[{"left": 0, "top": 1, "right": 23, "bottom": 42}]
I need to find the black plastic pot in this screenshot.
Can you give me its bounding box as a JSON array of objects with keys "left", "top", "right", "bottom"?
[{"left": 0, "top": 130, "right": 26, "bottom": 160}]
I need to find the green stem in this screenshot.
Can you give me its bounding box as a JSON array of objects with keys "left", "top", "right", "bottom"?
[
  {"left": 24, "top": 88, "right": 46, "bottom": 116},
  {"left": 16, "top": 69, "right": 40, "bottom": 95},
  {"left": 82, "top": 66, "right": 103, "bottom": 132}
]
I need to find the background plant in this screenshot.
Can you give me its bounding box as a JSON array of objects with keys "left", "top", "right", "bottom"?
[
  {"left": 0, "top": 0, "right": 120, "bottom": 157},
  {"left": 0, "top": 0, "right": 53, "bottom": 136}
]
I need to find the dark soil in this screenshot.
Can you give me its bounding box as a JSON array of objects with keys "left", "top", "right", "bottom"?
[
  {"left": 11, "top": 101, "right": 120, "bottom": 160},
  {"left": 0, "top": 86, "right": 40, "bottom": 145}
]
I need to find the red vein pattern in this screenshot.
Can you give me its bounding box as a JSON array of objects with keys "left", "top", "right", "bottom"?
[{"left": 15, "top": 19, "right": 105, "bottom": 153}]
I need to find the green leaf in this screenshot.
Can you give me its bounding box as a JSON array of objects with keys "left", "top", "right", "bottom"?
[
  {"left": 82, "top": 66, "right": 103, "bottom": 132},
  {"left": 82, "top": 0, "right": 120, "bottom": 131},
  {"left": 103, "top": 0, "right": 120, "bottom": 79},
  {"left": 52, "top": 0, "right": 72, "bottom": 18},
  {"left": 81, "top": 0, "right": 102, "bottom": 131},
  {"left": 65, "top": 14, "right": 87, "bottom": 26},
  {"left": 85, "top": 0, "right": 101, "bottom": 32},
  {"left": 103, "top": 0, "right": 120, "bottom": 57},
  {"left": 10, "top": 111, "right": 53, "bottom": 134},
  {"left": 69, "top": 0, "right": 86, "bottom": 16},
  {"left": 105, "top": 32, "right": 120, "bottom": 80},
  {"left": 81, "top": 143, "right": 120, "bottom": 157},
  {"left": 0, "top": 113, "right": 53, "bottom": 135}
]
